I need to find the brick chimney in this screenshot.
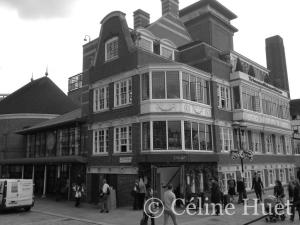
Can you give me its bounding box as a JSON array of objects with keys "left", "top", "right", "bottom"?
[
  {"left": 133, "top": 9, "right": 150, "bottom": 29},
  {"left": 265, "top": 35, "right": 290, "bottom": 93},
  {"left": 161, "top": 0, "right": 179, "bottom": 18}
]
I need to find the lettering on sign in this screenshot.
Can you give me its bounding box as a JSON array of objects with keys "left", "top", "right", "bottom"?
[
  {"left": 173, "top": 155, "right": 187, "bottom": 161},
  {"left": 119, "top": 157, "right": 132, "bottom": 163}
]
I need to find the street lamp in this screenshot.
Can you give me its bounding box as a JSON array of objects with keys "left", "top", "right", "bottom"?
[
  {"left": 230, "top": 122, "right": 253, "bottom": 178},
  {"left": 83, "top": 35, "right": 91, "bottom": 42}
]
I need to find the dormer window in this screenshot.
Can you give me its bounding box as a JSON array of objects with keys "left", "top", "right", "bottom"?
[
  {"left": 160, "top": 45, "right": 174, "bottom": 60},
  {"left": 105, "top": 37, "right": 119, "bottom": 61},
  {"left": 138, "top": 36, "right": 153, "bottom": 52}
]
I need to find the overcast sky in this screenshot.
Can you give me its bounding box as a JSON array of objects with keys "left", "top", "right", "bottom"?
[{"left": 0, "top": 0, "right": 299, "bottom": 99}]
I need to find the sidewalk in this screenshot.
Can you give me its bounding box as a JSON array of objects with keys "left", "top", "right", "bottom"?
[{"left": 32, "top": 189, "right": 284, "bottom": 225}]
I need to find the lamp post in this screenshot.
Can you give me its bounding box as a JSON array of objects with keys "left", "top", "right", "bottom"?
[
  {"left": 230, "top": 122, "right": 253, "bottom": 180},
  {"left": 83, "top": 35, "right": 91, "bottom": 42}
]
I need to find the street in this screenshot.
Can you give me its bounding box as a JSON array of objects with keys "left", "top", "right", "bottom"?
[{"left": 0, "top": 193, "right": 298, "bottom": 225}]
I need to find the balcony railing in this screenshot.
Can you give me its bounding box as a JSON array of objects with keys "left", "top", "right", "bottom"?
[{"left": 68, "top": 73, "right": 83, "bottom": 92}]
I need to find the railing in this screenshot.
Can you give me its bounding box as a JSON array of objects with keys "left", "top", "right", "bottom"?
[{"left": 68, "top": 73, "right": 83, "bottom": 92}]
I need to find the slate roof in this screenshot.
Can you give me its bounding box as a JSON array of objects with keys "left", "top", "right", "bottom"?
[
  {"left": 18, "top": 108, "right": 83, "bottom": 133},
  {"left": 0, "top": 76, "right": 78, "bottom": 115}
]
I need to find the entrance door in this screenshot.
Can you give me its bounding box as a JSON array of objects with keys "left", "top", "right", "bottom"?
[{"left": 157, "top": 167, "right": 180, "bottom": 199}]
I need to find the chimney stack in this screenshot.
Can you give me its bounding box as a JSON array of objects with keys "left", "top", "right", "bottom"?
[
  {"left": 265, "top": 35, "right": 290, "bottom": 93},
  {"left": 133, "top": 9, "right": 150, "bottom": 29},
  {"left": 161, "top": 0, "right": 179, "bottom": 18}
]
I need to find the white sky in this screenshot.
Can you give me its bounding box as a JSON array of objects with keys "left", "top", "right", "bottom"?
[{"left": 0, "top": 0, "right": 299, "bottom": 99}]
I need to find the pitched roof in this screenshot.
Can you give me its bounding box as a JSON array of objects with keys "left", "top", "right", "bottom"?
[
  {"left": 0, "top": 77, "right": 78, "bottom": 115},
  {"left": 18, "top": 108, "right": 83, "bottom": 133},
  {"left": 290, "top": 99, "right": 300, "bottom": 116}
]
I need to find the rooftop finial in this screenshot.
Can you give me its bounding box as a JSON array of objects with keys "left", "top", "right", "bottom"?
[
  {"left": 45, "top": 66, "right": 48, "bottom": 77},
  {"left": 31, "top": 73, "right": 34, "bottom": 82}
]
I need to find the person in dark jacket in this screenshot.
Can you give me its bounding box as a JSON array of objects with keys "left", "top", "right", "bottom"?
[
  {"left": 291, "top": 178, "right": 300, "bottom": 221},
  {"left": 132, "top": 179, "right": 139, "bottom": 210},
  {"left": 211, "top": 178, "right": 221, "bottom": 215},
  {"left": 227, "top": 175, "right": 236, "bottom": 203},
  {"left": 274, "top": 180, "right": 285, "bottom": 199},
  {"left": 237, "top": 176, "right": 246, "bottom": 204},
  {"left": 288, "top": 177, "right": 295, "bottom": 201},
  {"left": 252, "top": 172, "right": 264, "bottom": 202}
]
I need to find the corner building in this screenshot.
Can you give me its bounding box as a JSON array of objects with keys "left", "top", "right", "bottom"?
[{"left": 82, "top": 0, "right": 297, "bottom": 206}]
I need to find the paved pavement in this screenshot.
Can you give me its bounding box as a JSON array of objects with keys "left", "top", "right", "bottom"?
[{"left": 0, "top": 189, "right": 298, "bottom": 225}]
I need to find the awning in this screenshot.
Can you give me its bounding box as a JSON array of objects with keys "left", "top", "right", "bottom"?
[{"left": 0, "top": 156, "right": 87, "bottom": 165}]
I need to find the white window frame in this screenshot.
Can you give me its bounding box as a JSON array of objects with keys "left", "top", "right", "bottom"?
[
  {"left": 268, "top": 169, "right": 276, "bottom": 186},
  {"left": 114, "top": 125, "right": 132, "bottom": 153},
  {"left": 160, "top": 45, "right": 174, "bottom": 60},
  {"left": 93, "top": 86, "right": 109, "bottom": 112},
  {"left": 279, "top": 168, "right": 286, "bottom": 184},
  {"left": 285, "top": 136, "right": 292, "bottom": 155},
  {"left": 93, "top": 128, "right": 109, "bottom": 155},
  {"left": 265, "top": 134, "right": 273, "bottom": 154},
  {"left": 217, "top": 84, "right": 231, "bottom": 110},
  {"left": 114, "top": 78, "right": 132, "bottom": 107},
  {"left": 244, "top": 171, "right": 252, "bottom": 191},
  {"left": 105, "top": 37, "right": 119, "bottom": 61},
  {"left": 276, "top": 136, "right": 284, "bottom": 154},
  {"left": 220, "top": 127, "right": 234, "bottom": 152}
]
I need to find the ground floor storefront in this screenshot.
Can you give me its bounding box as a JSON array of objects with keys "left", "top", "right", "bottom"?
[{"left": 0, "top": 160, "right": 86, "bottom": 200}]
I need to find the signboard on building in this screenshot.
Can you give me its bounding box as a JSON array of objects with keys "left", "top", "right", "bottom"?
[{"left": 119, "top": 157, "right": 132, "bottom": 163}]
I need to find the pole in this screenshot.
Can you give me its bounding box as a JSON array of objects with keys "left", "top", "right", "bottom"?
[{"left": 42, "top": 165, "right": 47, "bottom": 198}]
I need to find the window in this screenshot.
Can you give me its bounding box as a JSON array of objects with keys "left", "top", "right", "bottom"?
[
  {"left": 142, "top": 122, "right": 150, "bottom": 151},
  {"left": 114, "top": 126, "right": 132, "bottom": 153},
  {"left": 241, "top": 86, "right": 260, "bottom": 112},
  {"left": 217, "top": 84, "right": 231, "bottom": 110},
  {"left": 105, "top": 37, "right": 118, "bottom": 61},
  {"left": 265, "top": 134, "right": 273, "bottom": 153},
  {"left": 276, "top": 136, "right": 284, "bottom": 154},
  {"left": 160, "top": 46, "right": 174, "bottom": 60},
  {"left": 138, "top": 37, "right": 153, "bottom": 52},
  {"left": 285, "top": 136, "right": 292, "bottom": 155},
  {"left": 268, "top": 169, "right": 276, "bottom": 186},
  {"left": 153, "top": 121, "right": 167, "bottom": 150},
  {"left": 114, "top": 78, "right": 132, "bottom": 107},
  {"left": 244, "top": 171, "right": 252, "bottom": 190},
  {"left": 233, "top": 86, "right": 241, "bottom": 109},
  {"left": 152, "top": 71, "right": 180, "bottom": 99},
  {"left": 167, "top": 121, "right": 182, "bottom": 150},
  {"left": 220, "top": 127, "right": 234, "bottom": 151},
  {"left": 94, "top": 86, "right": 109, "bottom": 112},
  {"left": 252, "top": 132, "right": 262, "bottom": 153},
  {"left": 288, "top": 168, "right": 295, "bottom": 181},
  {"left": 141, "top": 73, "right": 149, "bottom": 100},
  {"left": 68, "top": 73, "right": 83, "bottom": 91},
  {"left": 93, "top": 129, "right": 109, "bottom": 154},
  {"left": 182, "top": 73, "right": 210, "bottom": 104},
  {"left": 279, "top": 168, "right": 286, "bottom": 184}
]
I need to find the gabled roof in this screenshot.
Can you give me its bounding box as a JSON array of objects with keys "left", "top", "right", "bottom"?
[
  {"left": 18, "top": 108, "right": 83, "bottom": 133},
  {"left": 0, "top": 76, "right": 78, "bottom": 115}
]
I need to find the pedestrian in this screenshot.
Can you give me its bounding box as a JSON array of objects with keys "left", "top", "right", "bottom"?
[
  {"left": 73, "top": 183, "right": 84, "bottom": 207},
  {"left": 227, "top": 175, "right": 236, "bottom": 203},
  {"left": 290, "top": 177, "right": 300, "bottom": 222},
  {"left": 132, "top": 179, "right": 140, "bottom": 210},
  {"left": 99, "top": 179, "right": 110, "bottom": 213},
  {"left": 138, "top": 177, "right": 146, "bottom": 210},
  {"left": 251, "top": 172, "right": 264, "bottom": 202},
  {"left": 163, "top": 184, "right": 178, "bottom": 225},
  {"left": 274, "top": 180, "right": 285, "bottom": 199},
  {"left": 141, "top": 185, "right": 155, "bottom": 225},
  {"left": 288, "top": 176, "right": 295, "bottom": 201},
  {"left": 237, "top": 176, "right": 246, "bottom": 204},
  {"left": 218, "top": 178, "right": 225, "bottom": 208},
  {"left": 55, "top": 177, "right": 62, "bottom": 201},
  {"left": 211, "top": 178, "right": 221, "bottom": 216}
]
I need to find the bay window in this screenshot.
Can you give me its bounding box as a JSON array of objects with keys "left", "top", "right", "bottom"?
[
  {"left": 276, "top": 136, "right": 284, "bottom": 154},
  {"left": 114, "top": 78, "right": 132, "bottom": 107},
  {"left": 153, "top": 121, "right": 167, "bottom": 150},
  {"left": 185, "top": 121, "right": 212, "bottom": 151},
  {"left": 152, "top": 71, "right": 166, "bottom": 99},
  {"left": 241, "top": 86, "right": 260, "bottom": 112},
  {"left": 114, "top": 126, "right": 132, "bottom": 153},
  {"left": 285, "top": 136, "right": 292, "bottom": 155},
  {"left": 252, "top": 132, "right": 262, "bottom": 153},
  {"left": 141, "top": 73, "right": 149, "bottom": 100},
  {"left": 152, "top": 71, "right": 180, "bottom": 99},
  {"left": 265, "top": 134, "right": 273, "bottom": 153},
  {"left": 168, "top": 121, "right": 182, "bottom": 149}
]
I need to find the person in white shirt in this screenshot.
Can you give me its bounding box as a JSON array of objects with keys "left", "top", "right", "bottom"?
[
  {"left": 100, "top": 179, "right": 110, "bottom": 213},
  {"left": 163, "top": 184, "right": 178, "bottom": 225}
]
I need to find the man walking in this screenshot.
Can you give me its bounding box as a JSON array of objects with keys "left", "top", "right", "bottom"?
[
  {"left": 252, "top": 172, "right": 264, "bottom": 202},
  {"left": 100, "top": 179, "right": 110, "bottom": 213},
  {"left": 163, "top": 184, "right": 178, "bottom": 225}
]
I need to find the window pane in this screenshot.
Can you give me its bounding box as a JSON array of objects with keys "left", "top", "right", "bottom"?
[
  {"left": 199, "top": 123, "right": 206, "bottom": 150},
  {"left": 184, "top": 121, "right": 191, "bottom": 149},
  {"left": 161, "top": 47, "right": 173, "bottom": 60},
  {"left": 153, "top": 121, "right": 166, "bottom": 150},
  {"left": 152, "top": 71, "right": 165, "bottom": 99},
  {"left": 168, "top": 121, "right": 181, "bottom": 150},
  {"left": 182, "top": 73, "right": 190, "bottom": 100},
  {"left": 192, "top": 123, "right": 199, "bottom": 150},
  {"left": 142, "top": 122, "right": 150, "bottom": 151},
  {"left": 142, "top": 73, "right": 149, "bottom": 100},
  {"left": 166, "top": 71, "right": 180, "bottom": 99},
  {"left": 206, "top": 125, "right": 212, "bottom": 150},
  {"left": 190, "top": 76, "right": 196, "bottom": 101}
]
